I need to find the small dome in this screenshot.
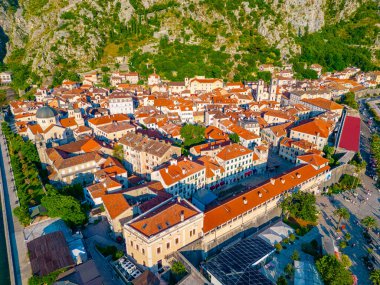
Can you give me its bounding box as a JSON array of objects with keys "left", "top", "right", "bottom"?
[
  {"left": 36, "top": 106, "right": 58, "bottom": 119},
  {"left": 74, "top": 108, "right": 81, "bottom": 113}
]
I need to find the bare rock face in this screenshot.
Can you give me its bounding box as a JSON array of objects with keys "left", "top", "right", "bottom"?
[{"left": 281, "top": 0, "right": 325, "bottom": 34}]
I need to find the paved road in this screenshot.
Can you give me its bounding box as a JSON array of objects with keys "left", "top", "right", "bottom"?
[
  {"left": 0, "top": 131, "right": 31, "bottom": 285},
  {"left": 316, "top": 104, "right": 380, "bottom": 285}
]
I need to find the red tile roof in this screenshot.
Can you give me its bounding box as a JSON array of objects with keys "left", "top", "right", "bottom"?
[
  {"left": 291, "top": 118, "right": 332, "bottom": 138},
  {"left": 216, "top": 143, "right": 253, "bottom": 161},
  {"left": 203, "top": 163, "right": 330, "bottom": 233},
  {"left": 102, "top": 193, "right": 131, "bottom": 219},
  {"left": 297, "top": 154, "right": 329, "bottom": 168},
  {"left": 338, "top": 115, "right": 360, "bottom": 152},
  {"left": 129, "top": 198, "right": 199, "bottom": 237}
]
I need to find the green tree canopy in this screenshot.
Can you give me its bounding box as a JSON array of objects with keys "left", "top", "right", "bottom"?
[
  {"left": 316, "top": 255, "right": 353, "bottom": 285},
  {"left": 334, "top": 207, "right": 350, "bottom": 230},
  {"left": 180, "top": 124, "right": 206, "bottom": 147},
  {"left": 370, "top": 269, "right": 380, "bottom": 285},
  {"left": 280, "top": 191, "right": 318, "bottom": 222},
  {"left": 42, "top": 192, "right": 86, "bottom": 227},
  {"left": 340, "top": 92, "right": 358, "bottom": 110},
  {"left": 228, "top": 133, "right": 240, "bottom": 143},
  {"left": 361, "top": 216, "right": 378, "bottom": 231}
]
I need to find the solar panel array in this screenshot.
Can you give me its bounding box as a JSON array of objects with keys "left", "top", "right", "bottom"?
[{"left": 206, "top": 237, "right": 274, "bottom": 285}]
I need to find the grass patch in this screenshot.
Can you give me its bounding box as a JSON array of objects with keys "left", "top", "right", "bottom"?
[{"left": 96, "top": 244, "right": 124, "bottom": 261}]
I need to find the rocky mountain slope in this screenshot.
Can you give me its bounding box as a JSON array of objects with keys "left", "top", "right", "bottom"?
[{"left": 0, "top": 0, "right": 378, "bottom": 83}]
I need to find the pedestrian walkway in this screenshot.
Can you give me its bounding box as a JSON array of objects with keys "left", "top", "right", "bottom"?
[{"left": 0, "top": 130, "right": 31, "bottom": 284}]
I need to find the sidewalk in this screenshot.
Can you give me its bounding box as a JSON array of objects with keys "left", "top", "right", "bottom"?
[{"left": 0, "top": 131, "right": 31, "bottom": 284}]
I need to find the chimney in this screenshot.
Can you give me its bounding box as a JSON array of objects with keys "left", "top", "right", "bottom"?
[
  {"left": 243, "top": 197, "right": 248, "bottom": 205},
  {"left": 270, "top": 178, "right": 275, "bottom": 185},
  {"left": 258, "top": 191, "right": 262, "bottom": 198},
  {"left": 280, "top": 178, "right": 285, "bottom": 184},
  {"left": 296, "top": 173, "right": 301, "bottom": 178},
  {"left": 180, "top": 210, "right": 185, "bottom": 222},
  {"left": 165, "top": 168, "right": 168, "bottom": 173}
]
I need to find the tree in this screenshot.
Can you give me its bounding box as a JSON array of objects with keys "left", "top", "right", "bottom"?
[
  {"left": 316, "top": 255, "right": 353, "bottom": 285},
  {"left": 340, "top": 92, "right": 358, "bottom": 110},
  {"left": 370, "top": 269, "right": 380, "bottom": 285},
  {"left": 113, "top": 144, "right": 124, "bottom": 162},
  {"left": 102, "top": 74, "right": 110, "bottom": 87},
  {"left": 101, "top": 66, "right": 110, "bottom": 72},
  {"left": 291, "top": 250, "right": 300, "bottom": 261},
  {"left": 171, "top": 261, "right": 187, "bottom": 283},
  {"left": 275, "top": 243, "right": 283, "bottom": 252},
  {"left": 276, "top": 276, "right": 287, "bottom": 285},
  {"left": 333, "top": 207, "right": 350, "bottom": 230},
  {"left": 341, "top": 254, "right": 352, "bottom": 268},
  {"left": 280, "top": 194, "right": 292, "bottom": 219},
  {"left": 0, "top": 90, "right": 7, "bottom": 107},
  {"left": 228, "top": 133, "right": 240, "bottom": 143},
  {"left": 344, "top": 233, "right": 351, "bottom": 241},
  {"left": 180, "top": 124, "right": 206, "bottom": 147},
  {"left": 323, "top": 145, "right": 336, "bottom": 165},
  {"left": 280, "top": 191, "right": 318, "bottom": 222},
  {"left": 284, "top": 263, "right": 294, "bottom": 277},
  {"left": 361, "top": 216, "right": 378, "bottom": 231},
  {"left": 289, "top": 233, "right": 296, "bottom": 242},
  {"left": 42, "top": 193, "right": 86, "bottom": 227}
]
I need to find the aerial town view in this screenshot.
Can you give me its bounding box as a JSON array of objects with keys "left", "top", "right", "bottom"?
[{"left": 0, "top": 0, "right": 379, "bottom": 285}]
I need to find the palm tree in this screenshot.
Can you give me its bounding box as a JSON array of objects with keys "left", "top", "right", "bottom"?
[
  {"left": 370, "top": 269, "right": 380, "bottom": 285},
  {"left": 361, "top": 216, "right": 378, "bottom": 231},
  {"left": 333, "top": 207, "right": 350, "bottom": 230}
]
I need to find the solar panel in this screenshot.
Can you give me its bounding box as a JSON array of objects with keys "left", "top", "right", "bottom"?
[{"left": 205, "top": 237, "right": 274, "bottom": 285}]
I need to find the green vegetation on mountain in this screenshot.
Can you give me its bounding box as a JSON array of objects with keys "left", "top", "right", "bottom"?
[
  {"left": 0, "top": 0, "right": 378, "bottom": 87},
  {"left": 295, "top": 1, "right": 379, "bottom": 72}
]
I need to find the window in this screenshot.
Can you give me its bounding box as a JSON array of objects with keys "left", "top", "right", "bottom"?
[
  {"left": 167, "top": 242, "right": 170, "bottom": 249},
  {"left": 175, "top": 238, "right": 179, "bottom": 244},
  {"left": 190, "top": 230, "right": 193, "bottom": 237},
  {"left": 157, "top": 247, "right": 161, "bottom": 254},
  {"left": 130, "top": 241, "right": 133, "bottom": 247},
  {"left": 142, "top": 248, "right": 145, "bottom": 255},
  {"left": 136, "top": 244, "right": 139, "bottom": 250},
  {"left": 192, "top": 229, "right": 196, "bottom": 236}
]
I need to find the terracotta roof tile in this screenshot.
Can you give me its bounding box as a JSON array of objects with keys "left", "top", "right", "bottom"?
[
  {"left": 216, "top": 143, "right": 253, "bottom": 161},
  {"left": 203, "top": 163, "right": 330, "bottom": 232},
  {"left": 129, "top": 199, "right": 199, "bottom": 237},
  {"left": 102, "top": 194, "right": 131, "bottom": 219}
]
